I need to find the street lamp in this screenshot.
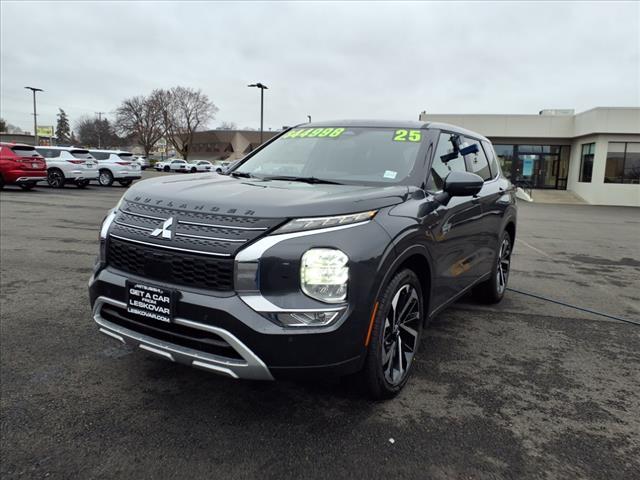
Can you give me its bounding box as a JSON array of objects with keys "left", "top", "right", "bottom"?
[
  {"left": 248, "top": 82, "right": 268, "bottom": 144},
  {"left": 25, "top": 86, "right": 43, "bottom": 145}
]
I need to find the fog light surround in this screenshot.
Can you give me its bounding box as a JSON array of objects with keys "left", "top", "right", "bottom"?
[
  {"left": 300, "top": 248, "right": 349, "bottom": 304},
  {"left": 276, "top": 310, "right": 342, "bottom": 327}
]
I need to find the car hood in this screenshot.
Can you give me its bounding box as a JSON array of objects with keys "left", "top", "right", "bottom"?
[{"left": 123, "top": 173, "right": 409, "bottom": 218}]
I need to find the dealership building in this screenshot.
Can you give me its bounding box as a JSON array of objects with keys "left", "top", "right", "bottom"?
[{"left": 419, "top": 107, "right": 640, "bottom": 207}]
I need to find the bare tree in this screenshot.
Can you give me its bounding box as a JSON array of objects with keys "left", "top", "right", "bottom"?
[
  {"left": 159, "top": 86, "right": 218, "bottom": 160},
  {"left": 75, "top": 116, "right": 121, "bottom": 148},
  {"left": 217, "top": 121, "right": 237, "bottom": 130},
  {"left": 115, "top": 90, "right": 165, "bottom": 158}
]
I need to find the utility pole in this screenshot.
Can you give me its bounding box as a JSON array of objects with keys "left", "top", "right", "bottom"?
[
  {"left": 248, "top": 83, "right": 268, "bottom": 144},
  {"left": 95, "top": 111, "right": 105, "bottom": 148},
  {"left": 25, "top": 86, "right": 43, "bottom": 145}
]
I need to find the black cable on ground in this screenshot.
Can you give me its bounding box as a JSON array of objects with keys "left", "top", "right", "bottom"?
[{"left": 506, "top": 287, "right": 640, "bottom": 327}]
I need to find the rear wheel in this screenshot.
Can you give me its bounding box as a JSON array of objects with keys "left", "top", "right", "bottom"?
[
  {"left": 473, "top": 230, "right": 513, "bottom": 304},
  {"left": 19, "top": 183, "right": 36, "bottom": 190},
  {"left": 47, "top": 169, "right": 65, "bottom": 188},
  {"left": 118, "top": 179, "right": 133, "bottom": 187},
  {"left": 76, "top": 179, "right": 90, "bottom": 188},
  {"left": 98, "top": 169, "right": 114, "bottom": 187},
  {"left": 361, "top": 269, "right": 423, "bottom": 399}
]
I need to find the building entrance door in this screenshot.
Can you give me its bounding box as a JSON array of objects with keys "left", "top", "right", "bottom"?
[{"left": 516, "top": 153, "right": 561, "bottom": 188}]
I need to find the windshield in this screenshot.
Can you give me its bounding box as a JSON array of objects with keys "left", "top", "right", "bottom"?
[{"left": 234, "top": 127, "right": 426, "bottom": 185}]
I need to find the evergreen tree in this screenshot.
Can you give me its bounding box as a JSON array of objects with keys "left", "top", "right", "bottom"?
[{"left": 56, "top": 109, "right": 71, "bottom": 144}]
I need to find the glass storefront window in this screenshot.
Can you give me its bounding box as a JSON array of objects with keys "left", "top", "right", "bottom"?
[
  {"left": 579, "top": 143, "right": 595, "bottom": 183},
  {"left": 494, "top": 145, "right": 514, "bottom": 180},
  {"left": 604, "top": 142, "right": 640, "bottom": 184}
]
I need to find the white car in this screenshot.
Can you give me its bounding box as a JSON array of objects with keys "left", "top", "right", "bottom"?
[
  {"left": 35, "top": 146, "right": 99, "bottom": 188},
  {"left": 187, "top": 160, "right": 213, "bottom": 173},
  {"left": 156, "top": 159, "right": 189, "bottom": 173},
  {"left": 133, "top": 155, "right": 150, "bottom": 170},
  {"left": 88, "top": 149, "right": 142, "bottom": 187}
]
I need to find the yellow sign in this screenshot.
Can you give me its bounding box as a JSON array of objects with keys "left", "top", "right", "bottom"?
[{"left": 37, "top": 126, "right": 54, "bottom": 137}]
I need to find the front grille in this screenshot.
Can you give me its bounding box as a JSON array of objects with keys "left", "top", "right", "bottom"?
[
  {"left": 108, "top": 200, "right": 285, "bottom": 257},
  {"left": 101, "top": 304, "right": 242, "bottom": 360},
  {"left": 107, "top": 237, "right": 235, "bottom": 291}
]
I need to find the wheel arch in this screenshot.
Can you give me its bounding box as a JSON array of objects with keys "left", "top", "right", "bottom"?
[{"left": 372, "top": 244, "right": 434, "bottom": 327}]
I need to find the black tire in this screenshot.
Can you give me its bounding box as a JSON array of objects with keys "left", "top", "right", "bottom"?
[
  {"left": 47, "top": 168, "right": 65, "bottom": 188},
  {"left": 98, "top": 169, "right": 114, "bottom": 187},
  {"left": 473, "top": 230, "right": 513, "bottom": 304},
  {"left": 361, "top": 269, "right": 424, "bottom": 400},
  {"left": 0, "top": 175, "right": 4, "bottom": 190},
  {"left": 76, "top": 180, "right": 90, "bottom": 188},
  {"left": 19, "top": 183, "right": 36, "bottom": 190},
  {"left": 163, "top": 165, "right": 170, "bottom": 172},
  {"left": 118, "top": 179, "right": 133, "bottom": 187},
  {"left": 190, "top": 167, "right": 197, "bottom": 173}
]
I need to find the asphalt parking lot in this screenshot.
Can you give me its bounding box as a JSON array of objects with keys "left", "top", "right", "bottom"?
[{"left": 1, "top": 174, "right": 639, "bottom": 479}]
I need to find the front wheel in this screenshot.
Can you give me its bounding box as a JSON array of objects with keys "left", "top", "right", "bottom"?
[
  {"left": 163, "top": 165, "right": 170, "bottom": 172},
  {"left": 47, "top": 169, "right": 65, "bottom": 188},
  {"left": 118, "top": 179, "right": 133, "bottom": 187},
  {"left": 190, "top": 167, "right": 197, "bottom": 173},
  {"left": 98, "top": 169, "right": 114, "bottom": 187},
  {"left": 473, "top": 231, "right": 513, "bottom": 304},
  {"left": 361, "top": 269, "right": 423, "bottom": 399}
]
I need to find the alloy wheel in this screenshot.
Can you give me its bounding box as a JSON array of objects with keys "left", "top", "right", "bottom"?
[
  {"left": 99, "top": 171, "right": 112, "bottom": 186},
  {"left": 382, "top": 284, "right": 421, "bottom": 386},
  {"left": 496, "top": 237, "right": 512, "bottom": 295},
  {"left": 48, "top": 170, "right": 64, "bottom": 188}
]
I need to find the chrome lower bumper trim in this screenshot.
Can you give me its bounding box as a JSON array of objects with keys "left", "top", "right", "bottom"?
[
  {"left": 16, "top": 176, "right": 47, "bottom": 182},
  {"left": 93, "top": 296, "right": 273, "bottom": 380}
]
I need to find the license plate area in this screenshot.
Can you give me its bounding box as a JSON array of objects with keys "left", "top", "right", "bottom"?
[{"left": 126, "top": 281, "right": 176, "bottom": 323}]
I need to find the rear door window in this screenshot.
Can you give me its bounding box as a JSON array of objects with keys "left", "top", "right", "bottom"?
[
  {"left": 90, "top": 152, "right": 110, "bottom": 160},
  {"left": 481, "top": 140, "right": 500, "bottom": 179},
  {"left": 36, "top": 148, "right": 59, "bottom": 158}
]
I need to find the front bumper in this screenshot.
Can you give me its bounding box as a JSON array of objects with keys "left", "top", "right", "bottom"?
[{"left": 89, "top": 267, "right": 367, "bottom": 380}]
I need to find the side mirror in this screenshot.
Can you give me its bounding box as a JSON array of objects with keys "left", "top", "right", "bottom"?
[{"left": 443, "top": 171, "right": 484, "bottom": 197}]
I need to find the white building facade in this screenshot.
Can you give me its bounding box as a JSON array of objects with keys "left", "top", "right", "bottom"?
[{"left": 419, "top": 108, "right": 640, "bottom": 207}]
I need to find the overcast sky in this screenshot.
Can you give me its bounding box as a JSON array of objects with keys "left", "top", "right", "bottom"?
[{"left": 1, "top": 1, "right": 638, "bottom": 133}]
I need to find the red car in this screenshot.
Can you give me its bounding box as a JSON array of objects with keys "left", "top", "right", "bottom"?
[{"left": 0, "top": 143, "right": 48, "bottom": 190}]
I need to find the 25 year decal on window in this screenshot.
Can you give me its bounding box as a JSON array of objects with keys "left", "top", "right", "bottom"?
[{"left": 393, "top": 129, "right": 421, "bottom": 142}]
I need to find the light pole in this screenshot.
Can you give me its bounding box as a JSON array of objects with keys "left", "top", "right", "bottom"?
[
  {"left": 248, "top": 83, "right": 268, "bottom": 144},
  {"left": 25, "top": 86, "right": 43, "bottom": 145},
  {"left": 95, "top": 111, "right": 105, "bottom": 148}
]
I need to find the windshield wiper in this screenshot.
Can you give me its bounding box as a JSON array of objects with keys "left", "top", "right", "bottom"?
[
  {"left": 229, "top": 171, "right": 253, "bottom": 178},
  {"left": 263, "top": 175, "right": 343, "bottom": 185}
]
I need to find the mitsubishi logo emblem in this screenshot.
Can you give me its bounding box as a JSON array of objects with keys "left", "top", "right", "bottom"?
[{"left": 150, "top": 217, "right": 174, "bottom": 239}]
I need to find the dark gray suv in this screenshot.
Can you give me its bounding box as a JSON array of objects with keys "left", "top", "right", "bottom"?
[{"left": 89, "top": 120, "right": 517, "bottom": 398}]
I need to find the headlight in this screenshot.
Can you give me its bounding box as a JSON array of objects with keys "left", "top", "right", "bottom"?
[
  {"left": 277, "top": 210, "right": 377, "bottom": 234},
  {"left": 300, "top": 248, "right": 349, "bottom": 303}
]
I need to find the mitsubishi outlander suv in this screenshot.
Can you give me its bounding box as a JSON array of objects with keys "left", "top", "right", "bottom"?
[{"left": 89, "top": 121, "right": 517, "bottom": 399}]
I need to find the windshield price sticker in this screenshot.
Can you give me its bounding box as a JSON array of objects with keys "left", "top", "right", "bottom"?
[
  {"left": 284, "top": 127, "right": 345, "bottom": 139},
  {"left": 393, "top": 129, "right": 421, "bottom": 142}
]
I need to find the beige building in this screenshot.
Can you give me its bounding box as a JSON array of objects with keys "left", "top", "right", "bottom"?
[
  {"left": 187, "top": 129, "right": 280, "bottom": 161},
  {"left": 419, "top": 107, "right": 640, "bottom": 207}
]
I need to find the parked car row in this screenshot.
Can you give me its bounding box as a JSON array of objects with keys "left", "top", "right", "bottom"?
[
  {"left": 0, "top": 142, "right": 142, "bottom": 190},
  {"left": 154, "top": 158, "right": 216, "bottom": 173}
]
